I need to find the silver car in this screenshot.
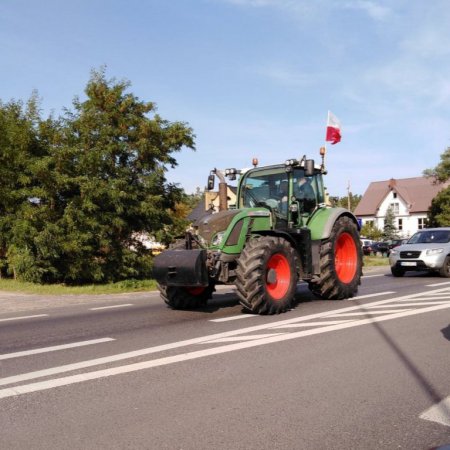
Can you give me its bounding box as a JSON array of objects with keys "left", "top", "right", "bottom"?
[{"left": 389, "top": 228, "right": 450, "bottom": 277}]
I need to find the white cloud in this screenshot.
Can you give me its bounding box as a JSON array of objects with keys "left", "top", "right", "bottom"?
[
  {"left": 342, "top": 1, "right": 391, "bottom": 21},
  {"left": 252, "top": 65, "right": 315, "bottom": 87}
]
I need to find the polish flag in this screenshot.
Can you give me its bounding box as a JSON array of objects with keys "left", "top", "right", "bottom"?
[{"left": 325, "top": 111, "right": 342, "bottom": 145}]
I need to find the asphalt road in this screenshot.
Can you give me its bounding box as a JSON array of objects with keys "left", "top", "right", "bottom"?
[{"left": 1, "top": 267, "right": 450, "bottom": 450}]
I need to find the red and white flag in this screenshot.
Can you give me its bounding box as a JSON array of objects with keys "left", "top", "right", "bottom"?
[{"left": 325, "top": 111, "right": 341, "bottom": 145}]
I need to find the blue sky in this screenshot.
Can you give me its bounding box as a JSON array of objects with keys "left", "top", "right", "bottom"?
[{"left": 1, "top": 0, "right": 450, "bottom": 197}]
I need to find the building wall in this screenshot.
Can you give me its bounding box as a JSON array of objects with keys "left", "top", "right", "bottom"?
[{"left": 360, "top": 190, "right": 427, "bottom": 239}]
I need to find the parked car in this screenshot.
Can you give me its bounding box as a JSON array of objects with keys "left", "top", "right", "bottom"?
[
  {"left": 388, "top": 238, "right": 408, "bottom": 251},
  {"left": 389, "top": 228, "right": 450, "bottom": 277},
  {"left": 371, "top": 241, "right": 390, "bottom": 255},
  {"left": 360, "top": 239, "right": 373, "bottom": 256}
]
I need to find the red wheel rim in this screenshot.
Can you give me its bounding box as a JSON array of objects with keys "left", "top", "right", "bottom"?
[
  {"left": 266, "top": 253, "right": 291, "bottom": 300},
  {"left": 335, "top": 232, "right": 357, "bottom": 283},
  {"left": 186, "top": 287, "right": 205, "bottom": 296}
]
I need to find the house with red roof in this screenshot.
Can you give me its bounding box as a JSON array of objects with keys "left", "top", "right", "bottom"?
[{"left": 354, "top": 177, "right": 448, "bottom": 238}]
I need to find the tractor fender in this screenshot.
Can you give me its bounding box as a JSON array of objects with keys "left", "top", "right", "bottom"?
[{"left": 308, "top": 207, "right": 360, "bottom": 241}]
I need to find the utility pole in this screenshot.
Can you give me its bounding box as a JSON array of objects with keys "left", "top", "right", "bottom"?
[{"left": 347, "top": 180, "right": 351, "bottom": 211}]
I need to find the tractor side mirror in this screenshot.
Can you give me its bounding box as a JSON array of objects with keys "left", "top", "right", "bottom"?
[
  {"left": 304, "top": 159, "right": 315, "bottom": 177},
  {"left": 207, "top": 174, "right": 215, "bottom": 191}
]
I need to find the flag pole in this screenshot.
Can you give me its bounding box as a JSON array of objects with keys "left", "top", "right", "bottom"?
[{"left": 320, "top": 145, "right": 327, "bottom": 174}]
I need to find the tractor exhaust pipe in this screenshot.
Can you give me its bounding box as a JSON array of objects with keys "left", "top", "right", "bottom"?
[
  {"left": 208, "top": 169, "right": 228, "bottom": 211},
  {"left": 218, "top": 181, "right": 228, "bottom": 211}
]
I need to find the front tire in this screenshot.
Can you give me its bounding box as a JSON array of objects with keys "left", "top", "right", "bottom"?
[
  {"left": 309, "top": 216, "right": 362, "bottom": 299},
  {"left": 391, "top": 266, "right": 405, "bottom": 277},
  {"left": 439, "top": 256, "right": 450, "bottom": 277},
  {"left": 159, "top": 283, "right": 215, "bottom": 310},
  {"left": 235, "top": 236, "right": 298, "bottom": 314}
]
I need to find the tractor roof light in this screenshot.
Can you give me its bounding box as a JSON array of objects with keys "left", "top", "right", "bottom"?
[{"left": 225, "top": 168, "right": 240, "bottom": 180}]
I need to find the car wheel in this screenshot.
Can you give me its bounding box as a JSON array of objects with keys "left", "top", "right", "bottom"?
[
  {"left": 391, "top": 267, "right": 405, "bottom": 277},
  {"left": 439, "top": 256, "right": 450, "bottom": 278}
]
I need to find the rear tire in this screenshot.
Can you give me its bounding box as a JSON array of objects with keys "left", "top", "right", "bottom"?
[
  {"left": 235, "top": 236, "right": 298, "bottom": 314},
  {"left": 309, "top": 216, "right": 362, "bottom": 299},
  {"left": 159, "top": 283, "right": 215, "bottom": 310}
]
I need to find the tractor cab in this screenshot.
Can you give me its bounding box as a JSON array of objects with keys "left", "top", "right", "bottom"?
[{"left": 238, "top": 158, "right": 325, "bottom": 229}]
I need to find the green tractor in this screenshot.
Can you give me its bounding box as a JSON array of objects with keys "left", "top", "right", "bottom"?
[{"left": 153, "top": 150, "right": 363, "bottom": 315}]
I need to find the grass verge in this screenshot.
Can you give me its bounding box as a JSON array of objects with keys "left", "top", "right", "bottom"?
[
  {"left": 364, "top": 256, "right": 389, "bottom": 266},
  {"left": 0, "top": 256, "right": 388, "bottom": 296},
  {"left": 0, "top": 278, "right": 158, "bottom": 296}
]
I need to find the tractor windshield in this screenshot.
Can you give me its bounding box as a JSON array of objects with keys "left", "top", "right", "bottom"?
[{"left": 240, "top": 167, "right": 289, "bottom": 217}]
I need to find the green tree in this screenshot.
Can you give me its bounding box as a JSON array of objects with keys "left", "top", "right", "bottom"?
[
  {"left": 360, "top": 222, "right": 383, "bottom": 240},
  {"left": 427, "top": 187, "right": 450, "bottom": 227},
  {"left": 424, "top": 146, "right": 450, "bottom": 226},
  {"left": 424, "top": 147, "right": 450, "bottom": 182},
  {"left": 329, "top": 194, "right": 361, "bottom": 212},
  {"left": 382, "top": 206, "right": 398, "bottom": 240},
  {"left": 0, "top": 94, "right": 54, "bottom": 279},
  {"left": 2, "top": 69, "right": 196, "bottom": 283}
]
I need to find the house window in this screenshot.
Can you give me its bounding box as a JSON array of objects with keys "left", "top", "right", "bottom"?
[
  {"left": 390, "top": 202, "right": 399, "bottom": 215},
  {"left": 398, "top": 218, "right": 403, "bottom": 231},
  {"left": 365, "top": 220, "right": 374, "bottom": 227},
  {"left": 418, "top": 218, "right": 424, "bottom": 229}
]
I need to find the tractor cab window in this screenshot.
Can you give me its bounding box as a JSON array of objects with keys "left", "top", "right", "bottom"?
[
  {"left": 292, "top": 168, "right": 323, "bottom": 214},
  {"left": 240, "top": 168, "right": 289, "bottom": 225}
]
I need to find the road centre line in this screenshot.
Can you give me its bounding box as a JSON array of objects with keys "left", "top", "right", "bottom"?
[
  {"left": 1, "top": 301, "right": 450, "bottom": 399},
  {"left": 89, "top": 304, "right": 133, "bottom": 311},
  {"left": 2, "top": 286, "right": 450, "bottom": 389},
  {"left": 0, "top": 338, "right": 115, "bottom": 361},
  {"left": 0, "top": 314, "right": 48, "bottom": 323}
]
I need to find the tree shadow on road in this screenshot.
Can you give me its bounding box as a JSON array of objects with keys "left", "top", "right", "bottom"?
[{"left": 441, "top": 324, "right": 450, "bottom": 341}]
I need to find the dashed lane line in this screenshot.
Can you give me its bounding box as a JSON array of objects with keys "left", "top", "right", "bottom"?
[
  {"left": 352, "top": 291, "right": 395, "bottom": 299},
  {"left": 89, "top": 304, "right": 133, "bottom": 311},
  {"left": 0, "top": 314, "right": 49, "bottom": 323},
  {"left": 0, "top": 338, "right": 115, "bottom": 360},
  {"left": 210, "top": 314, "right": 258, "bottom": 322}
]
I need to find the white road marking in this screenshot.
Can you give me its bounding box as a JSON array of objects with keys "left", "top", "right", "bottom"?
[
  {"left": 2, "top": 286, "right": 450, "bottom": 394},
  {"left": 89, "top": 304, "right": 133, "bottom": 311},
  {"left": 367, "top": 302, "right": 450, "bottom": 307},
  {"left": 271, "top": 320, "right": 352, "bottom": 328},
  {"left": 0, "top": 338, "right": 115, "bottom": 361},
  {"left": 420, "top": 396, "right": 450, "bottom": 427},
  {"left": 427, "top": 281, "right": 450, "bottom": 287},
  {"left": 0, "top": 314, "right": 49, "bottom": 323},
  {"left": 326, "top": 309, "right": 412, "bottom": 317},
  {"left": 362, "top": 274, "right": 385, "bottom": 278},
  {"left": 1, "top": 301, "right": 450, "bottom": 399},
  {"left": 202, "top": 333, "right": 285, "bottom": 343},
  {"left": 353, "top": 291, "right": 395, "bottom": 299},
  {"left": 210, "top": 315, "right": 258, "bottom": 322}
]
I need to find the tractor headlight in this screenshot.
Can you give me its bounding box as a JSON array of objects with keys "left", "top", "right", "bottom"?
[
  {"left": 426, "top": 248, "right": 443, "bottom": 256},
  {"left": 211, "top": 231, "right": 226, "bottom": 247}
]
